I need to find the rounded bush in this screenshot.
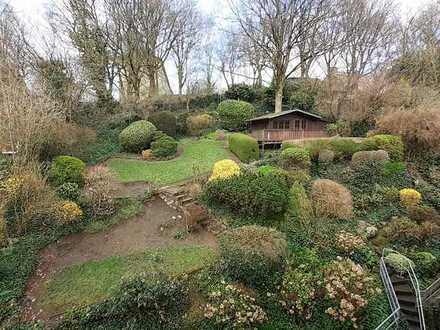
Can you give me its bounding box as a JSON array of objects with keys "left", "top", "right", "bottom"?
[
  {"left": 204, "top": 172, "right": 289, "bottom": 217},
  {"left": 219, "top": 225, "right": 288, "bottom": 287},
  {"left": 385, "top": 253, "right": 415, "bottom": 274},
  {"left": 49, "top": 155, "right": 86, "bottom": 187},
  {"left": 217, "top": 99, "right": 255, "bottom": 131},
  {"left": 286, "top": 183, "right": 313, "bottom": 225},
  {"left": 318, "top": 149, "right": 335, "bottom": 163},
  {"left": 365, "top": 134, "right": 404, "bottom": 161},
  {"left": 311, "top": 179, "right": 353, "bottom": 219},
  {"left": 55, "top": 201, "right": 83, "bottom": 225},
  {"left": 209, "top": 159, "right": 240, "bottom": 181},
  {"left": 228, "top": 133, "right": 259, "bottom": 163},
  {"left": 119, "top": 120, "right": 157, "bottom": 153},
  {"left": 148, "top": 111, "right": 177, "bottom": 138},
  {"left": 186, "top": 113, "right": 214, "bottom": 136},
  {"left": 56, "top": 182, "right": 81, "bottom": 201},
  {"left": 399, "top": 188, "right": 422, "bottom": 208},
  {"left": 279, "top": 147, "right": 311, "bottom": 170},
  {"left": 351, "top": 150, "right": 390, "bottom": 166},
  {"left": 151, "top": 135, "right": 178, "bottom": 158},
  {"left": 224, "top": 83, "right": 256, "bottom": 102}
]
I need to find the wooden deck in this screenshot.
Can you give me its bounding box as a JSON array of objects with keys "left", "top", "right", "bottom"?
[{"left": 250, "top": 129, "right": 327, "bottom": 143}]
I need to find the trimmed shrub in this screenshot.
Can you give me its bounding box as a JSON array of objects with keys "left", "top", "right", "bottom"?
[
  {"left": 258, "top": 166, "right": 310, "bottom": 186},
  {"left": 204, "top": 172, "right": 289, "bottom": 217},
  {"left": 385, "top": 253, "right": 415, "bottom": 274},
  {"left": 119, "top": 120, "right": 157, "bottom": 153},
  {"left": 176, "top": 112, "right": 190, "bottom": 136},
  {"left": 228, "top": 133, "right": 259, "bottom": 163},
  {"left": 409, "top": 252, "right": 437, "bottom": 276},
  {"left": 329, "top": 138, "right": 365, "bottom": 160},
  {"left": 224, "top": 83, "right": 257, "bottom": 103},
  {"left": 365, "top": 135, "right": 404, "bottom": 161},
  {"left": 219, "top": 225, "right": 288, "bottom": 287},
  {"left": 217, "top": 99, "right": 255, "bottom": 131},
  {"left": 326, "top": 120, "right": 351, "bottom": 137},
  {"left": 351, "top": 150, "right": 390, "bottom": 166},
  {"left": 151, "top": 135, "right": 178, "bottom": 158},
  {"left": 148, "top": 111, "right": 177, "bottom": 138},
  {"left": 279, "top": 147, "right": 311, "bottom": 170},
  {"left": 311, "top": 179, "right": 353, "bottom": 219},
  {"left": 400, "top": 188, "right": 422, "bottom": 208},
  {"left": 209, "top": 159, "right": 240, "bottom": 181},
  {"left": 48, "top": 156, "right": 86, "bottom": 187},
  {"left": 285, "top": 183, "right": 313, "bottom": 225},
  {"left": 59, "top": 273, "right": 188, "bottom": 329},
  {"left": 104, "top": 111, "right": 142, "bottom": 130},
  {"left": 55, "top": 201, "right": 83, "bottom": 225},
  {"left": 186, "top": 114, "right": 214, "bottom": 136},
  {"left": 318, "top": 149, "right": 335, "bottom": 163},
  {"left": 56, "top": 182, "right": 81, "bottom": 201}
]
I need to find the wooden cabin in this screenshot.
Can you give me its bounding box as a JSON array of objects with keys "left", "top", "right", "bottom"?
[{"left": 248, "top": 109, "right": 328, "bottom": 143}]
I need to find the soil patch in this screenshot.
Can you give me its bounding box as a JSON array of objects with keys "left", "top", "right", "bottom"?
[{"left": 21, "top": 197, "right": 217, "bottom": 324}]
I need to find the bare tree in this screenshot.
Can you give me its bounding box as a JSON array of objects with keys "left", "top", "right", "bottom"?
[
  {"left": 171, "top": 0, "right": 202, "bottom": 95},
  {"left": 231, "top": 0, "right": 331, "bottom": 113},
  {"left": 216, "top": 30, "right": 244, "bottom": 88}
]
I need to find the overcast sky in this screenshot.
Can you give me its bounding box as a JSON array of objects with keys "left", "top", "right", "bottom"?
[{"left": 8, "top": 0, "right": 434, "bottom": 92}]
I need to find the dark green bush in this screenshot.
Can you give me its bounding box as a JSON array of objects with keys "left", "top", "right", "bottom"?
[
  {"left": 365, "top": 134, "right": 404, "bottom": 161},
  {"left": 219, "top": 225, "right": 287, "bottom": 288},
  {"left": 279, "top": 147, "right": 311, "bottom": 170},
  {"left": 56, "top": 182, "right": 81, "bottom": 201},
  {"left": 58, "top": 273, "right": 188, "bottom": 329},
  {"left": 258, "top": 166, "right": 310, "bottom": 186},
  {"left": 119, "top": 120, "right": 157, "bottom": 153},
  {"left": 104, "top": 111, "right": 142, "bottom": 130},
  {"left": 224, "top": 83, "right": 256, "bottom": 102},
  {"left": 329, "top": 138, "right": 365, "bottom": 160},
  {"left": 148, "top": 111, "right": 177, "bottom": 138},
  {"left": 49, "top": 156, "right": 86, "bottom": 187},
  {"left": 228, "top": 133, "right": 259, "bottom": 163},
  {"left": 217, "top": 99, "right": 255, "bottom": 131},
  {"left": 286, "top": 79, "right": 319, "bottom": 111},
  {"left": 326, "top": 120, "right": 351, "bottom": 137},
  {"left": 176, "top": 112, "right": 190, "bottom": 136},
  {"left": 151, "top": 135, "right": 178, "bottom": 158},
  {"left": 204, "top": 172, "right": 289, "bottom": 218}
]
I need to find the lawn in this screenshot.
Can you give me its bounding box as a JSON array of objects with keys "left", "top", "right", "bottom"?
[
  {"left": 42, "top": 245, "right": 217, "bottom": 312},
  {"left": 107, "top": 138, "right": 233, "bottom": 185}
]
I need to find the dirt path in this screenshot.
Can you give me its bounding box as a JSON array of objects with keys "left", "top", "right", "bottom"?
[{"left": 22, "top": 196, "right": 217, "bottom": 324}]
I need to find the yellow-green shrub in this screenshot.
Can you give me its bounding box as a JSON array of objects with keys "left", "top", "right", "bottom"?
[
  {"left": 228, "top": 133, "right": 259, "bottom": 163},
  {"left": 399, "top": 188, "right": 422, "bottom": 208},
  {"left": 186, "top": 114, "right": 214, "bottom": 136},
  {"left": 364, "top": 134, "right": 404, "bottom": 161},
  {"left": 55, "top": 201, "right": 83, "bottom": 225},
  {"left": 208, "top": 159, "right": 240, "bottom": 181},
  {"left": 0, "top": 167, "right": 58, "bottom": 235},
  {"left": 285, "top": 183, "right": 313, "bottom": 225},
  {"left": 311, "top": 179, "right": 353, "bottom": 220},
  {"left": 279, "top": 147, "right": 311, "bottom": 170}
]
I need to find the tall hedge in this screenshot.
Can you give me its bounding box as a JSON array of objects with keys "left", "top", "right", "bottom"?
[
  {"left": 228, "top": 133, "right": 259, "bottom": 163},
  {"left": 148, "top": 111, "right": 177, "bottom": 138},
  {"left": 217, "top": 99, "right": 255, "bottom": 131},
  {"left": 119, "top": 120, "right": 157, "bottom": 153}
]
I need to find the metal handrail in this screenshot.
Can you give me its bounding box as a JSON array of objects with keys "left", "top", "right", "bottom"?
[
  {"left": 422, "top": 276, "right": 440, "bottom": 305},
  {"left": 376, "top": 249, "right": 426, "bottom": 330}
]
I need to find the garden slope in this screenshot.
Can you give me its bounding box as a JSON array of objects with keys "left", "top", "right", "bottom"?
[{"left": 107, "top": 138, "right": 233, "bottom": 185}]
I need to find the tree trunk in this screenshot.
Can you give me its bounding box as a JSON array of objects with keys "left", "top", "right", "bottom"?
[
  {"left": 275, "top": 80, "right": 284, "bottom": 113},
  {"left": 148, "top": 70, "right": 157, "bottom": 97}
]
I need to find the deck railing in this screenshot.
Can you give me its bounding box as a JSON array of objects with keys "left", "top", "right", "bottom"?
[{"left": 251, "top": 129, "right": 327, "bottom": 142}]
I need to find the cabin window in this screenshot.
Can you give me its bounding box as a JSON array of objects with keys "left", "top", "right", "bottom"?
[
  {"left": 301, "top": 120, "right": 307, "bottom": 129},
  {"left": 284, "top": 120, "right": 290, "bottom": 129},
  {"left": 273, "top": 121, "right": 278, "bottom": 129},
  {"left": 294, "top": 120, "right": 300, "bottom": 129}
]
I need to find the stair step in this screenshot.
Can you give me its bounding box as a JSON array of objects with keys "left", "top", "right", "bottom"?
[
  {"left": 181, "top": 197, "right": 193, "bottom": 204},
  {"left": 401, "top": 306, "right": 419, "bottom": 316},
  {"left": 395, "top": 288, "right": 414, "bottom": 296},
  {"left": 403, "top": 313, "right": 421, "bottom": 323},
  {"left": 398, "top": 295, "right": 417, "bottom": 305},
  {"left": 175, "top": 193, "right": 187, "bottom": 200},
  {"left": 392, "top": 278, "right": 411, "bottom": 285}
]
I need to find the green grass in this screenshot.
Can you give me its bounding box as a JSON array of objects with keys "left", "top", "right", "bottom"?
[
  {"left": 43, "top": 245, "right": 217, "bottom": 311},
  {"left": 107, "top": 138, "right": 233, "bottom": 185},
  {"left": 83, "top": 198, "right": 144, "bottom": 233}
]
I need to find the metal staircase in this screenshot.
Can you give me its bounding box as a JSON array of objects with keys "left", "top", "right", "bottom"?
[{"left": 375, "top": 249, "right": 426, "bottom": 330}]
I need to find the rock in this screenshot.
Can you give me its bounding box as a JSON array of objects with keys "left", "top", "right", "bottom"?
[{"left": 365, "top": 226, "right": 378, "bottom": 238}]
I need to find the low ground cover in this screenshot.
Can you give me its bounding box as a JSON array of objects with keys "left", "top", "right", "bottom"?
[
  {"left": 42, "top": 245, "right": 216, "bottom": 313},
  {"left": 108, "top": 138, "right": 233, "bottom": 185}
]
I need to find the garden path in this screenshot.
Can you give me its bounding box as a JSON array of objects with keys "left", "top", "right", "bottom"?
[{"left": 21, "top": 195, "right": 217, "bottom": 325}]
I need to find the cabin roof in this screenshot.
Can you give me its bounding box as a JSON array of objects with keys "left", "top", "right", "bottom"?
[{"left": 248, "top": 108, "right": 325, "bottom": 122}]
